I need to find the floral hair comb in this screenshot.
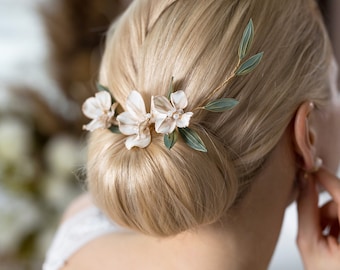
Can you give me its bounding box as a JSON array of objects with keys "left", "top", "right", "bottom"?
[{"left": 82, "top": 19, "right": 263, "bottom": 152}]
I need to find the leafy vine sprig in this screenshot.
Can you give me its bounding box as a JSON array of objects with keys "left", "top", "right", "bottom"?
[
  {"left": 163, "top": 19, "right": 263, "bottom": 151},
  {"left": 82, "top": 19, "right": 263, "bottom": 152}
]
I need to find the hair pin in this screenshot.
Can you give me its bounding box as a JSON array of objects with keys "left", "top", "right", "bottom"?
[{"left": 82, "top": 19, "right": 263, "bottom": 152}]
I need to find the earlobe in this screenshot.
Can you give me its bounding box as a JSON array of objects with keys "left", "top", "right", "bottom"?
[{"left": 293, "top": 102, "right": 317, "bottom": 171}]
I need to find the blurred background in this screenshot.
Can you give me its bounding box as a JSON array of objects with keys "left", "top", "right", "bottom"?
[
  {"left": 0, "top": 0, "right": 338, "bottom": 269},
  {"left": 0, "top": 0, "right": 130, "bottom": 269}
]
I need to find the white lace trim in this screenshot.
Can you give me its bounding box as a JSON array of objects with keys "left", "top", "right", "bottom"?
[{"left": 43, "top": 206, "right": 124, "bottom": 270}]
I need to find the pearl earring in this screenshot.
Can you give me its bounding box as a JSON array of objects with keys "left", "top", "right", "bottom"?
[
  {"left": 303, "top": 157, "right": 323, "bottom": 180},
  {"left": 312, "top": 157, "right": 323, "bottom": 172}
]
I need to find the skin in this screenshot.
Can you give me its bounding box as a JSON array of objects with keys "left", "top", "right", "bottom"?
[
  {"left": 296, "top": 59, "right": 340, "bottom": 270},
  {"left": 59, "top": 60, "right": 340, "bottom": 270},
  {"left": 61, "top": 134, "right": 295, "bottom": 270}
]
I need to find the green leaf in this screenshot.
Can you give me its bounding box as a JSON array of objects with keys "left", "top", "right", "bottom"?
[
  {"left": 164, "top": 130, "right": 178, "bottom": 150},
  {"left": 109, "top": 125, "right": 121, "bottom": 134},
  {"left": 238, "top": 19, "right": 254, "bottom": 60},
  {"left": 236, "top": 52, "right": 263, "bottom": 76},
  {"left": 167, "top": 77, "right": 175, "bottom": 99},
  {"left": 178, "top": 127, "right": 207, "bottom": 152},
  {"left": 204, "top": 98, "right": 239, "bottom": 112},
  {"left": 96, "top": 83, "right": 110, "bottom": 93}
]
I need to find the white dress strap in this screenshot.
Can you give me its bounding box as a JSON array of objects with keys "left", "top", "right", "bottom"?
[{"left": 43, "top": 206, "right": 125, "bottom": 270}]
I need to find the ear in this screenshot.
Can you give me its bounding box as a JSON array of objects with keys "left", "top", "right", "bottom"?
[{"left": 293, "top": 102, "right": 317, "bottom": 171}]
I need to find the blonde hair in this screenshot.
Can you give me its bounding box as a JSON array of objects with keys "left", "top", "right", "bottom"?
[{"left": 87, "top": 0, "right": 332, "bottom": 236}]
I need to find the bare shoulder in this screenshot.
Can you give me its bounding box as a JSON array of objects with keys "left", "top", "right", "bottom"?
[
  {"left": 58, "top": 194, "right": 148, "bottom": 270},
  {"left": 57, "top": 196, "right": 212, "bottom": 270},
  {"left": 58, "top": 197, "right": 166, "bottom": 270},
  {"left": 61, "top": 193, "right": 94, "bottom": 222},
  {"left": 58, "top": 194, "right": 171, "bottom": 270}
]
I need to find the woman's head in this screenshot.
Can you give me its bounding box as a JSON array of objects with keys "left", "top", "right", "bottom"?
[{"left": 87, "top": 0, "right": 333, "bottom": 236}]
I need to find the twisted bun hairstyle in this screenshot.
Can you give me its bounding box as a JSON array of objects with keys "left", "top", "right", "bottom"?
[{"left": 87, "top": 0, "right": 332, "bottom": 236}]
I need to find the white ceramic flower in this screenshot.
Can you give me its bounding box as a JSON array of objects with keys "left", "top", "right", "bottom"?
[
  {"left": 0, "top": 187, "right": 40, "bottom": 253},
  {"left": 82, "top": 91, "right": 118, "bottom": 131},
  {"left": 116, "top": 90, "right": 152, "bottom": 149},
  {"left": 152, "top": 90, "right": 193, "bottom": 134}
]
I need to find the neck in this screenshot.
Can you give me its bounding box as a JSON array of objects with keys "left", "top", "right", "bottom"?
[{"left": 157, "top": 134, "right": 296, "bottom": 270}]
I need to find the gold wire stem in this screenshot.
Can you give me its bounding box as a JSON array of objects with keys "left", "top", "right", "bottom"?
[
  {"left": 192, "top": 106, "right": 205, "bottom": 112},
  {"left": 201, "top": 58, "right": 241, "bottom": 106}
]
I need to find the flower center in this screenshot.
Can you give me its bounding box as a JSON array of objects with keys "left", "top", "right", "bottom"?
[
  {"left": 173, "top": 113, "right": 180, "bottom": 120},
  {"left": 136, "top": 117, "right": 151, "bottom": 137}
]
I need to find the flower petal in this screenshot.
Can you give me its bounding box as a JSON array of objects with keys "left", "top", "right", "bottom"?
[
  {"left": 95, "top": 91, "right": 112, "bottom": 110},
  {"left": 117, "top": 112, "right": 137, "bottom": 125},
  {"left": 82, "top": 91, "right": 112, "bottom": 119},
  {"left": 119, "top": 124, "right": 138, "bottom": 135},
  {"left": 82, "top": 97, "right": 103, "bottom": 119},
  {"left": 125, "top": 132, "right": 151, "bottom": 149},
  {"left": 152, "top": 96, "right": 174, "bottom": 115},
  {"left": 176, "top": 112, "right": 193, "bottom": 128},
  {"left": 117, "top": 112, "right": 139, "bottom": 135},
  {"left": 155, "top": 118, "right": 177, "bottom": 134},
  {"left": 171, "top": 90, "right": 188, "bottom": 109},
  {"left": 154, "top": 113, "right": 166, "bottom": 129},
  {"left": 125, "top": 90, "right": 147, "bottom": 121},
  {"left": 82, "top": 119, "right": 106, "bottom": 132}
]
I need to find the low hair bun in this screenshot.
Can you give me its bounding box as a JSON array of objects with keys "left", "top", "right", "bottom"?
[{"left": 87, "top": 129, "right": 239, "bottom": 236}]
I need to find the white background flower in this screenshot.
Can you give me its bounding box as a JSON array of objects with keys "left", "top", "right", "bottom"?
[
  {"left": 44, "top": 135, "right": 85, "bottom": 176},
  {"left": 82, "top": 91, "right": 117, "bottom": 131},
  {"left": 0, "top": 116, "right": 32, "bottom": 163},
  {"left": 0, "top": 187, "right": 41, "bottom": 254},
  {"left": 152, "top": 90, "right": 193, "bottom": 134},
  {"left": 117, "top": 90, "right": 152, "bottom": 149}
]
